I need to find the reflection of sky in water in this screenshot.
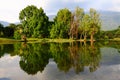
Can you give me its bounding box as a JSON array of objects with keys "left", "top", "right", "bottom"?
[
  {"left": 100, "top": 47, "right": 120, "bottom": 65},
  {"left": 0, "top": 47, "right": 120, "bottom": 80}
]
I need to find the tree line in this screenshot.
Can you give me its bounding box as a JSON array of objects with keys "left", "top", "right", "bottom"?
[
  {"left": 0, "top": 23, "right": 16, "bottom": 38},
  {"left": 0, "top": 5, "right": 120, "bottom": 40}
]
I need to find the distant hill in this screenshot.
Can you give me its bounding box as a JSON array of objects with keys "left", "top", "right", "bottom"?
[
  {"left": 0, "top": 21, "right": 20, "bottom": 27},
  {"left": 48, "top": 11, "right": 120, "bottom": 31},
  {"left": 100, "top": 11, "right": 120, "bottom": 31},
  {"left": 0, "top": 21, "right": 9, "bottom": 27},
  {"left": 48, "top": 15, "right": 55, "bottom": 21}
]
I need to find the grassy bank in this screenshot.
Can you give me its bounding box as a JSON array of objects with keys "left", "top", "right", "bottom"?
[
  {"left": 112, "top": 38, "right": 120, "bottom": 41},
  {"left": 0, "top": 38, "right": 75, "bottom": 44},
  {"left": 27, "top": 38, "right": 75, "bottom": 43},
  {"left": 104, "top": 38, "right": 120, "bottom": 41},
  {"left": 0, "top": 38, "right": 21, "bottom": 44},
  {"left": 0, "top": 38, "right": 120, "bottom": 44}
]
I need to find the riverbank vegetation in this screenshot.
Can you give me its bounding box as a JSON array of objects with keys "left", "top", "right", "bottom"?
[{"left": 0, "top": 5, "right": 120, "bottom": 42}]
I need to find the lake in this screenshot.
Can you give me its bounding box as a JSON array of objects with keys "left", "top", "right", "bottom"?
[{"left": 0, "top": 41, "right": 120, "bottom": 80}]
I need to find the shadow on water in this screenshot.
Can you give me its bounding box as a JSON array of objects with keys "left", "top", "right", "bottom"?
[{"left": 0, "top": 41, "right": 120, "bottom": 75}]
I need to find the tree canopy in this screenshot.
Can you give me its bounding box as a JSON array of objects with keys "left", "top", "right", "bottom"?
[
  {"left": 50, "top": 8, "right": 71, "bottom": 38},
  {"left": 19, "top": 5, "right": 49, "bottom": 38}
]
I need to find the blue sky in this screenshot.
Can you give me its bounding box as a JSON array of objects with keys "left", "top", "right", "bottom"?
[{"left": 0, "top": 0, "right": 120, "bottom": 23}]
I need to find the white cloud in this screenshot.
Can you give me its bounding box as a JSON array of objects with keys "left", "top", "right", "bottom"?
[
  {"left": 63, "top": 0, "right": 85, "bottom": 3},
  {"left": 74, "top": 0, "right": 85, "bottom": 2},
  {"left": 1, "top": 0, "right": 120, "bottom": 22},
  {"left": 0, "top": 0, "right": 47, "bottom": 23},
  {"left": 107, "top": 0, "right": 120, "bottom": 12}
]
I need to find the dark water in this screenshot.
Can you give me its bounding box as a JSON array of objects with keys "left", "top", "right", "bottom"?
[{"left": 0, "top": 41, "right": 120, "bottom": 80}]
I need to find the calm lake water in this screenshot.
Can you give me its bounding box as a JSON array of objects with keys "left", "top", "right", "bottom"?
[{"left": 0, "top": 41, "right": 120, "bottom": 80}]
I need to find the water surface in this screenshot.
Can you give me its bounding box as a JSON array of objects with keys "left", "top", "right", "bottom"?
[{"left": 0, "top": 42, "right": 120, "bottom": 80}]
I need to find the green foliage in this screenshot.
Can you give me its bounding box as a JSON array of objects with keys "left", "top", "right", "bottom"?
[
  {"left": 80, "top": 14, "right": 90, "bottom": 40},
  {"left": 9, "top": 23, "right": 16, "bottom": 29},
  {"left": 101, "top": 26, "right": 120, "bottom": 39},
  {"left": 13, "top": 24, "right": 24, "bottom": 40},
  {"left": 2, "top": 23, "right": 17, "bottom": 38},
  {"left": 19, "top": 43, "right": 50, "bottom": 74},
  {"left": 68, "top": 7, "right": 101, "bottom": 40},
  {"left": 89, "top": 8, "right": 101, "bottom": 40},
  {"left": 89, "top": 8, "right": 101, "bottom": 32},
  {"left": 69, "top": 7, "right": 85, "bottom": 39},
  {"left": 2, "top": 5, "right": 120, "bottom": 40},
  {"left": 19, "top": 5, "right": 49, "bottom": 38},
  {"left": 0, "top": 23, "right": 4, "bottom": 37},
  {"left": 104, "top": 35, "right": 109, "bottom": 39},
  {"left": 50, "top": 24, "right": 59, "bottom": 38},
  {"left": 50, "top": 8, "right": 71, "bottom": 38},
  {"left": 1, "top": 6, "right": 103, "bottom": 40},
  {"left": 14, "top": 30, "right": 21, "bottom": 39},
  {"left": 75, "top": 7, "right": 84, "bottom": 21},
  {"left": 3, "top": 27, "right": 14, "bottom": 37},
  {"left": 115, "top": 26, "right": 120, "bottom": 38}
]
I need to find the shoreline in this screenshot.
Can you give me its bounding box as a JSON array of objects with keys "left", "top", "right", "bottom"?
[{"left": 0, "top": 38, "right": 120, "bottom": 44}]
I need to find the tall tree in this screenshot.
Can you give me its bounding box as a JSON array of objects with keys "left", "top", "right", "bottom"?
[
  {"left": 69, "top": 13, "right": 78, "bottom": 39},
  {"left": 19, "top": 5, "right": 49, "bottom": 38},
  {"left": 80, "top": 14, "right": 91, "bottom": 41},
  {"left": 75, "top": 7, "right": 84, "bottom": 39},
  {"left": 89, "top": 8, "right": 101, "bottom": 41},
  {"left": 69, "top": 7, "right": 84, "bottom": 39},
  {"left": 50, "top": 8, "right": 71, "bottom": 38}
]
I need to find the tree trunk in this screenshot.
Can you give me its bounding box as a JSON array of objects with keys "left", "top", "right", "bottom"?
[
  {"left": 84, "top": 32, "right": 87, "bottom": 41},
  {"left": 21, "top": 35, "right": 27, "bottom": 42},
  {"left": 72, "top": 33, "right": 74, "bottom": 39},
  {"left": 76, "top": 28, "right": 78, "bottom": 39},
  {"left": 80, "top": 32, "right": 83, "bottom": 40},
  {"left": 90, "top": 32, "right": 94, "bottom": 42},
  {"left": 91, "top": 39, "right": 94, "bottom": 48}
]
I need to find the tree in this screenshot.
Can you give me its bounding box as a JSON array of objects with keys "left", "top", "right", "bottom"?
[
  {"left": 19, "top": 5, "right": 49, "bottom": 38},
  {"left": 74, "top": 7, "right": 84, "bottom": 39},
  {"left": 14, "top": 31, "right": 21, "bottom": 39},
  {"left": 115, "top": 26, "right": 120, "bottom": 38},
  {"left": 3, "top": 26, "right": 15, "bottom": 37},
  {"left": 14, "top": 24, "right": 23, "bottom": 39},
  {"left": 50, "top": 8, "right": 71, "bottom": 38},
  {"left": 0, "top": 23, "right": 4, "bottom": 37},
  {"left": 89, "top": 8, "right": 101, "bottom": 41},
  {"left": 69, "top": 7, "right": 84, "bottom": 39},
  {"left": 80, "top": 14, "right": 91, "bottom": 41},
  {"left": 69, "top": 13, "right": 78, "bottom": 39},
  {"left": 9, "top": 23, "right": 16, "bottom": 29},
  {"left": 19, "top": 43, "right": 50, "bottom": 75},
  {"left": 3, "top": 23, "right": 17, "bottom": 38}
]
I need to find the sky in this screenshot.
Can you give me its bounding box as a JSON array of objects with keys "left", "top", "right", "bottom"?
[{"left": 0, "top": 0, "right": 120, "bottom": 23}]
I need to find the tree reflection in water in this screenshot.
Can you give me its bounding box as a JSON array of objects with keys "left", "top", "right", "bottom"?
[
  {"left": 19, "top": 42, "right": 50, "bottom": 75},
  {"left": 0, "top": 41, "right": 120, "bottom": 75},
  {"left": 0, "top": 44, "right": 14, "bottom": 57}
]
